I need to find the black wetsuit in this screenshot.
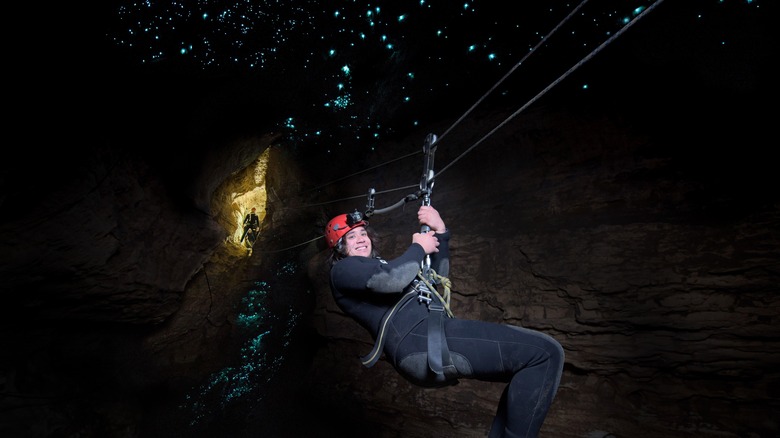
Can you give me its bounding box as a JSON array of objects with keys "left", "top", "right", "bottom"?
[
  {"left": 240, "top": 212, "right": 260, "bottom": 243},
  {"left": 330, "top": 230, "right": 565, "bottom": 438}
]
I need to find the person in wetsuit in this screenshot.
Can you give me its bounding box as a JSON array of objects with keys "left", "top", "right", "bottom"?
[
  {"left": 240, "top": 207, "right": 260, "bottom": 244},
  {"left": 325, "top": 205, "right": 565, "bottom": 438}
]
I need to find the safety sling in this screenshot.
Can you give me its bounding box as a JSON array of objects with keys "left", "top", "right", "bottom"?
[{"left": 360, "top": 269, "right": 457, "bottom": 379}]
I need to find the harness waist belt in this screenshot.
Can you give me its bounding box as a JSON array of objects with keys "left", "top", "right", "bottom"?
[{"left": 360, "top": 290, "right": 417, "bottom": 367}]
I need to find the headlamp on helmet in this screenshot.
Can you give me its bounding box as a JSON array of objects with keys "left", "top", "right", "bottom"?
[
  {"left": 325, "top": 210, "right": 366, "bottom": 248},
  {"left": 346, "top": 210, "right": 363, "bottom": 227}
]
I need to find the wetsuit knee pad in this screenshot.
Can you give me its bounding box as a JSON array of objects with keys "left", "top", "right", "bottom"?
[{"left": 396, "top": 352, "right": 473, "bottom": 387}]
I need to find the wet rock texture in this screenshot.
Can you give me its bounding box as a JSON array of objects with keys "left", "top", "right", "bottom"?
[{"left": 1, "top": 100, "right": 778, "bottom": 438}]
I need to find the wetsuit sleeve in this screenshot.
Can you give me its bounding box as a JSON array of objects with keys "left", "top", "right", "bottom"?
[
  {"left": 331, "top": 243, "right": 426, "bottom": 294},
  {"left": 431, "top": 229, "right": 451, "bottom": 278}
]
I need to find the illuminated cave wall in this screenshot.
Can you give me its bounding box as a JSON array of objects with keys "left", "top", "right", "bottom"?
[{"left": 230, "top": 148, "right": 270, "bottom": 243}]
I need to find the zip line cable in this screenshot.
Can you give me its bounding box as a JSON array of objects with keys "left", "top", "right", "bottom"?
[
  {"left": 433, "top": 0, "right": 665, "bottom": 183},
  {"left": 250, "top": 234, "right": 324, "bottom": 253},
  {"left": 302, "top": 0, "right": 589, "bottom": 199},
  {"left": 301, "top": 150, "right": 420, "bottom": 195},
  {"left": 270, "top": 183, "right": 418, "bottom": 213},
  {"left": 323, "top": 0, "right": 664, "bottom": 211},
  {"left": 434, "top": 0, "right": 590, "bottom": 147},
  {"left": 264, "top": 0, "right": 665, "bottom": 250},
  {"left": 298, "top": 183, "right": 418, "bottom": 208}
]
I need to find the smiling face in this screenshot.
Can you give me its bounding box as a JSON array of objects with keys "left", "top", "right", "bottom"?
[{"left": 342, "top": 226, "right": 372, "bottom": 257}]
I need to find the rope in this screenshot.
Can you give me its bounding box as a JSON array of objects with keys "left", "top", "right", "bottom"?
[{"left": 418, "top": 269, "right": 454, "bottom": 318}]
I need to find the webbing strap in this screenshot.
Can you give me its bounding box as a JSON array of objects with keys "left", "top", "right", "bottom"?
[
  {"left": 427, "top": 303, "right": 455, "bottom": 376},
  {"left": 359, "top": 271, "right": 455, "bottom": 369},
  {"left": 360, "top": 290, "right": 417, "bottom": 367},
  {"left": 418, "top": 270, "right": 457, "bottom": 377}
]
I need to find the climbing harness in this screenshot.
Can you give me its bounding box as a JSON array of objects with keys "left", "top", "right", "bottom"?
[{"left": 359, "top": 133, "right": 457, "bottom": 380}]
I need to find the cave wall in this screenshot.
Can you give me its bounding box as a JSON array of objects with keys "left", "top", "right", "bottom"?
[
  {"left": 302, "top": 104, "right": 780, "bottom": 438},
  {"left": 0, "top": 97, "right": 777, "bottom": 438}
]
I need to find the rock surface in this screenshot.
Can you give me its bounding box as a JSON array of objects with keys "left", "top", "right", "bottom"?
[{"left": 1, "top": 96, "right": 778, "bottom": 438}]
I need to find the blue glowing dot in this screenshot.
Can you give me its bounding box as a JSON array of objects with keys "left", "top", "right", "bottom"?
[
  {"left": 398, "top": 15, "right": 406, "bottom": 22},
  {"left": 333, "top": 94, "right": 352, "bottom": 109},
  {"left": 488, "top": 53, "right": 495, "bottom": 61}
]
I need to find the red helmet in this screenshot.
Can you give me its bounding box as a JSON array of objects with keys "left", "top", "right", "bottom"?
[{"left": 325, "top": 211, "right": 366, "bottom": 248}]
